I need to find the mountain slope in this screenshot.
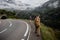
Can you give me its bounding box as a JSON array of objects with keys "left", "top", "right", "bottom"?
[{"left": 35, "top": 0, "right": 60, "bottom": 13}]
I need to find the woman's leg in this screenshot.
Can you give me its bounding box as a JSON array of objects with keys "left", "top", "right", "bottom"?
[
  {"left": 36, "top": 26, "right": 40, "bottom": 36},
  {"left": 35, "top": 24, "right": 37, "bottom": 33}
]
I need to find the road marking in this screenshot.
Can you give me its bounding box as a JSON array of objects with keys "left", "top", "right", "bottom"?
[
  {"left": 24, "top": 22, "right": 31, "bottom": 40},
  {"left": 21, "top": 21, "right": 30, "bottom": 40},
  {"left": 0, "top": 20, "right": 12, "bottom": 34},
  {"left": 21, "top": 21, "right": 31, "bottom": 40},
  {"left": 9, "top": 23, "right": 12, "bottom": 27},
  {"left": 21, "top": 39, "right": 24, "bottom": 40},
  {"left": 0, "top": 28, "right": 7, "bottom": 33},
  {"left": 23, "top": 22, "right": 29, "bottom": 37},
  {"left": 27, "top": 31, "right": 31, "bottom": 40},
  {"left": 9, "top": 21, "right": 12, "bottom": 27}
]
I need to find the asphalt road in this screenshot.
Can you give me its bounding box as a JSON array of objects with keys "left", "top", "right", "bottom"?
[{"left": 0, "top": 19, "right": 31, "bottom": 40}]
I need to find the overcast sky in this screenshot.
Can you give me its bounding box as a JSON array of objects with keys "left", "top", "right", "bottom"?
[
  {"left": 0, "top": 0, "right": 49, "bottom": 10},
  {"left": 15, "top": 0, "right": 49, "bottom": 7}
]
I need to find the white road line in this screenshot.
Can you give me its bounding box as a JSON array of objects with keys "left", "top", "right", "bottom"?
[
  {"left": 23, "top": 22, "right": 29, "bottom": 37},
  {"left": 0, "top": 28, "right": 7, "bottom": 33},
  {"left": 0, "top": 20, "right": 12, "bottom": 34},
  {"left": 9, "top": 23, "right": 12, "bottom": 27},
  {"left": 9, "top": 21, "right": 12, "bottom": 27},
  {"left": 24, "top": 22, "right": 31, "bottom": 40},
  {"left": 21, "top": 21, "right": 30, "bottom": 40},
  {"left": 27, "top": 31, "right": 31, "bottom": 40},
  {"left": 21, "top": 39, "right": 24, "bottom": 40}
]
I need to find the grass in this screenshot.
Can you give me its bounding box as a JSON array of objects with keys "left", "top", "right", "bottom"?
[
  {"left": 55, "top": 30, "right": 60, "bottom": 40},
  {"left": 40, "top": 23, "right": 57, "bottom": 40}
]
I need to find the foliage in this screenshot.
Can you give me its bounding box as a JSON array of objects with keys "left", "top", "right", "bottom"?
[
  {"left": 40, "top": 7, "right": 60, "bottom": 30},
  {"left": 40, "top": 23, "right": 57, "bottom": 40},
  {"left": 0, "top": 9, "right": 16, "bottom": 18},
  {"left": 55, "top": 30, "right": 60, "bottom": 40}
]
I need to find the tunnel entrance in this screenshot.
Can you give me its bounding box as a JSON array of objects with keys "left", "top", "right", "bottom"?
[{"left": 1, "top": 16, "right": 7, "bottom": 19}]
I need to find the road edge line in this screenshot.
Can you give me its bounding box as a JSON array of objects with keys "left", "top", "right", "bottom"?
[{"left": 23, "top": 22, "right": 29, "bottom": 37}]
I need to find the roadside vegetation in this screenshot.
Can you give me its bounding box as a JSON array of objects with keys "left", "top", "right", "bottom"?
[
  {"left": 40, "top": 23, "right": 56, "bottom": 40},
  {"left": 0, "top": 9, "right": 16, "bottom": 19},
  {"left": 55, "top": 30, "right": 60, "bottom": 40}
]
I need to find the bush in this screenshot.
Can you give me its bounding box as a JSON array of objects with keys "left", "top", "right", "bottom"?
[
  {"left": 0, "top": 9, "right": 16, "bottom": 18},
  {"left": 55, "top": 30, "right": 60, "bottom": 40}
]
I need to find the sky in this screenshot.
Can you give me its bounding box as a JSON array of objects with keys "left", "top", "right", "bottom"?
[
  {"left": 15, "top": 0, "right": 49, "bottom": 7},
  {"left": 0, "top": 0, "right": 49, "bottom": 10}
]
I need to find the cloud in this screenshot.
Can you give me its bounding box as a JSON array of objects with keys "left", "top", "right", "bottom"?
[
  {"left": 17, "top": 0, "right": 49, "bottom": 7},
  {"left": 0, "top": 0, "right": 49, "bottom": 10},
  {"left": 48, "top": 1, "right": 58, "bottom": 8}
]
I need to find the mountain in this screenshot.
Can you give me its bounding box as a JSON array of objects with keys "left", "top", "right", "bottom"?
[
  {"left": 34, "top": 0, "right": 60, "bottom": 13},
  {"left": 42, "top": 0, "right": 59, "bottom": 8}
]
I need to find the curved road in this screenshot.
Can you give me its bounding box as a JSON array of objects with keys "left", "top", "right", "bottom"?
[{"left": 0, "top": 19, "right": 31, "bottom": 40}]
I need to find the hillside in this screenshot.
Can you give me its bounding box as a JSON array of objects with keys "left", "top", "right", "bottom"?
[{"left": 0, "top": 9, "right": 16, "bottom": 18}]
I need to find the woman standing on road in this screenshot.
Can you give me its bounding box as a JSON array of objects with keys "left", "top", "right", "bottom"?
[{"left": 34, "top": 15, "right": 41, "bottom": 37}]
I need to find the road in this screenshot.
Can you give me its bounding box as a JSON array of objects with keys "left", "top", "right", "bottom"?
[{"left": 0, "top": 19, "right": 31, "bottom": 40}]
